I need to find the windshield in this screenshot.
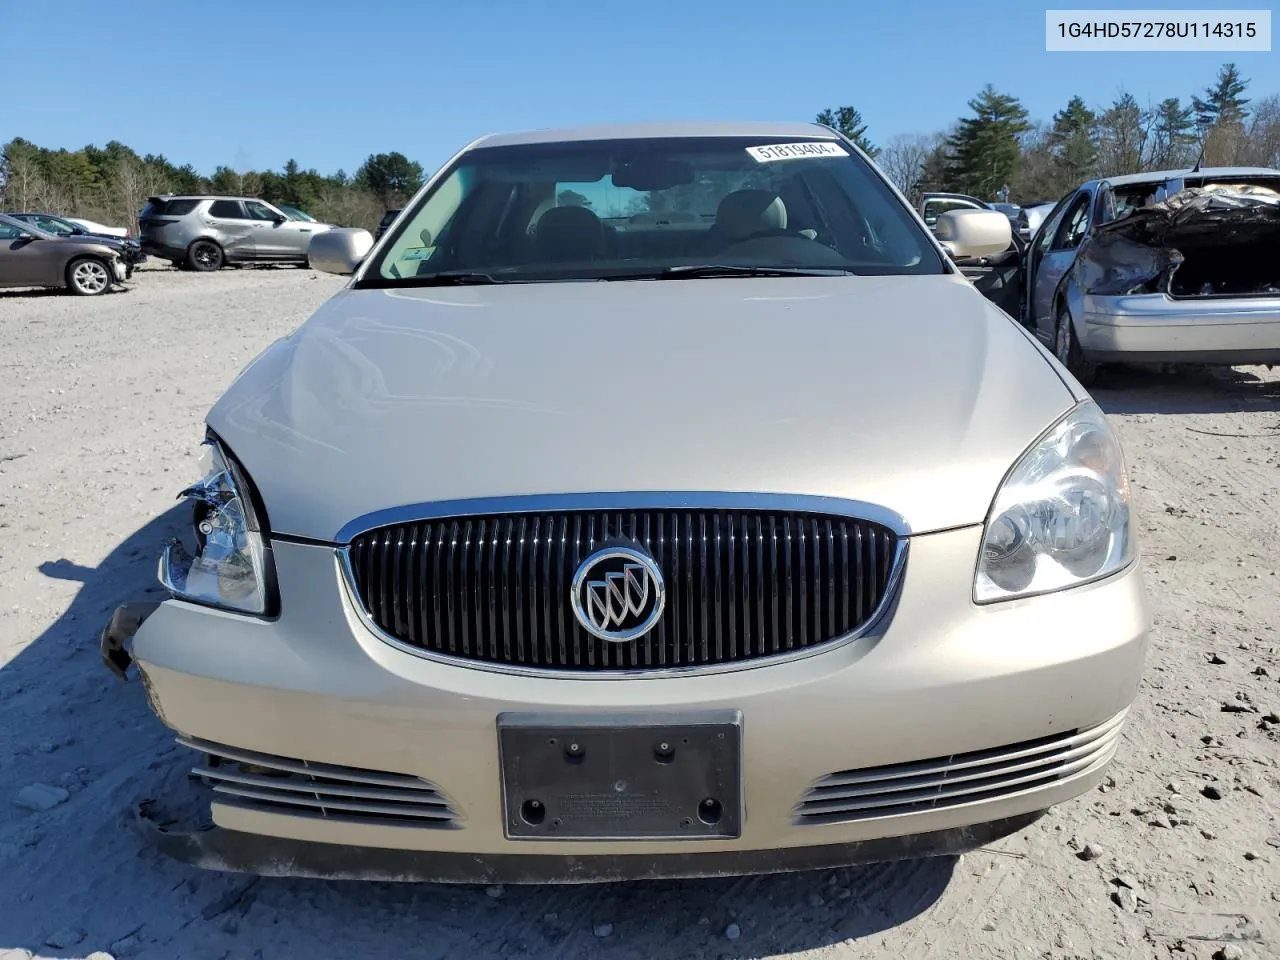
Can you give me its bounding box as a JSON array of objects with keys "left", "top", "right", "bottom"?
[{"left": 359, "top": 136, "right": 944, "bottom": 286}]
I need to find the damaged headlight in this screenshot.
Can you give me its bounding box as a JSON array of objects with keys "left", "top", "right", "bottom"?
[
  {"left": 159, "top": 435, "right": 276, "bottom": 615},
  {"left": 975, "top": 402, "right": 1135, "bottom": 603}
]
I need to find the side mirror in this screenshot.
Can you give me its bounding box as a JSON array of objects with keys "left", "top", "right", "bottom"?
[
  {"left": 308, "top": 227, "right": 374, "bottom": 275},
  {"left": 934, "top": 209, "right": 1012, "bottom": 260}
]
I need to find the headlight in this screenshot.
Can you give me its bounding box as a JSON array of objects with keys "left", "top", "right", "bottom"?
[
  {"left": 975, "top": 401, "right": 1134, "bottom": 603},
  {"left": 158, "top": 435, "right": 276, "bottom": 615}
]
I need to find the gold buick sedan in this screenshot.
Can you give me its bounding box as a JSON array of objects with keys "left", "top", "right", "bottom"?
[{"left": 101, "top": 121, "right": 1150, "bottom": 883}]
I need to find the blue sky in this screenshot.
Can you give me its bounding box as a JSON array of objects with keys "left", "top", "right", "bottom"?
[{"left": 4, "top": 0, "right": 1276, "bottom": 177}]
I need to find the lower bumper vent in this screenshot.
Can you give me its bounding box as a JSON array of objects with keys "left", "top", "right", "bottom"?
[
  {"left": 794, "top": 711, "right": 1126, "bottom": 824},
  {"left": 180, "top": 736, "right": 460, "bottom": 827}
]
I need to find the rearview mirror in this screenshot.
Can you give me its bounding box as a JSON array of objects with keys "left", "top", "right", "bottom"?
[
  {"left": 308, "top": 227, "right": 374, "bottom": 275},
  {"left": 934, "top": 209, "right": 1012, "bottom": 260}
]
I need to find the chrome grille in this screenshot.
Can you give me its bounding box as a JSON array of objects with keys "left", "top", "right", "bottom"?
[
  {"left": 181, "top": 736, "right": 459, "bottom": 826},
  {"left": 794, "top": 711, "right": 1127, "bottom": 824},
  {"left": 344, "top": 508, "right": 900, "bottom": 672}
]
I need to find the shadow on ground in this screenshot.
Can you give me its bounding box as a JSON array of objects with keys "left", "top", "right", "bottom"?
[
  {"left": 0, "top": 511, "right": 958, "bottom": 960},
  {"left": 1093, "top": 364, "right": 1280, "bottom": 416}
]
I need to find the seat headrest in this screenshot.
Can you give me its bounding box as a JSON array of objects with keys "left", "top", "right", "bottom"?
[
  {"left": 714, "top": 190, "right": 788, "bottom": 242},
  {"left": 536, "top": 205, "right": 605, "bottom": 261}
]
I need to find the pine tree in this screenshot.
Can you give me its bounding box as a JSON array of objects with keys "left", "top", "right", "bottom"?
[
  {"left": 943, "top": 85, "right": 1030, "bottom": 198},
  {"left": 1192, "top": 63, "right": 1250, "bottom": 129},
  {"left": 1048, "top": 95, "right": 1098, "bottom": 183},
  {"left": 815, "top": 106, "right": 877, "bottom": 157},
  {"left": 1149, "top": 97, "right": 1197, "bottom": 167}
]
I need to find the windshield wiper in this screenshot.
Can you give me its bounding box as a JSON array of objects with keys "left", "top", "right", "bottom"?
[
  {"left": 370, "top": 270, "right": 503, "bottom": 287},
  {"left": 654, "top": 264, "right": 857, "bottom": 279}
]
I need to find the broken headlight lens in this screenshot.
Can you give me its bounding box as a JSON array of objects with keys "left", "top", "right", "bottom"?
[
  {"left": 159, "top": 437, "right": 275, "bottom": 615},
  {"left": 975, "top": 401, "right": 1135, "bottom": 603}
]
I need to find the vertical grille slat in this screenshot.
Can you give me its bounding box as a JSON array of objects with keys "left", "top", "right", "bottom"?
[{"left": 347, "top": 507, "right": 899, "bottom": 672}]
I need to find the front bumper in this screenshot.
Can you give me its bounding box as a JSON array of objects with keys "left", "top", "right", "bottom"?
[
  {"left": 107, "top": 525, "right": 1150, "bottom": 882},
  {"left": 1080, "top": 293, "right": 1280, "bottom": 364},
  {"left": 135, "top": 802, "right": 1043, "bottom": 883}
]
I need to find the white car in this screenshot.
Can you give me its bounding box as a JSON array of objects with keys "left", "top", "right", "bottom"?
[{"left": 66, "top": 216, "right": 129, "bottom": 238}]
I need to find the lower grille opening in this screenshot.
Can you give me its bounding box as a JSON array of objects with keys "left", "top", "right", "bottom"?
[
  {"left": 794, "top": 711, "right": 1127, "bottom": 825},
  {"left": 179, "top": 736, "right": 460, "bottom": 828}
]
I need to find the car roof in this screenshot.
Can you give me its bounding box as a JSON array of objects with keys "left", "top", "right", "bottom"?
[
  {"left": 150, "top": 195, "right": 270, "bottom": 202},
  {"left": 469, "top": 120, "right": 838, "bottom": 149},
  {"left": 1091, "top": 166, "right": 1280, "bottom": 188}
]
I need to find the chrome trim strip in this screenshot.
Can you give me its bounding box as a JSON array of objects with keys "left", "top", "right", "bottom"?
[
  {"left": 333, "top": 492, "right": 912, "bottom": 545},
  {"left": 336, "top": 533, "right": 909, "bottom": 681}
]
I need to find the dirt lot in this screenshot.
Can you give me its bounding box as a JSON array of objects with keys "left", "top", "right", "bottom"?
[{"left": 0, "top": 263, "right": 1277, "bottom": 960}]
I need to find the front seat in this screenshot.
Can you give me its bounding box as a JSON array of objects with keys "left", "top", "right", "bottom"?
[
  {"left": 711, "top": 190, "right": 789, "bottom": 246},
  {"left": 535, "top": 205, "right": 606, "bottom": 262}
]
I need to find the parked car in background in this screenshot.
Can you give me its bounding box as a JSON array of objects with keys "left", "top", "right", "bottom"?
[
  {"left": 1025, "top": 166, "right": 1280, "bottom": 383},
  {"left": 7, "top": 212, "right": 147, "bottom": 277},
  {"left": 102, "top": 121, "right": 1148, "bottom": 885},
  {"left": 1020, "top": 202, "right": 1056, "bottom": 241},
  {"left": 276, "top": 203, "right": 318, "bottom": 222},
  {"left": 66, "top": 216, "right": 129, "bottom": 238},
  {"left": 375, "top": 207, "right": 400, "bottom": 240},
  {"left": 0, "top": 213, "right": 129, "bottom": 295},
  {"left": 137, "top": 195, "right": 333, "bottom": 271}
]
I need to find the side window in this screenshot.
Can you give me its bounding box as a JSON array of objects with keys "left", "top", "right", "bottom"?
[
  {"left": 0, "top": 223, "right": 24, "bottom": 240},
  {"left": 1095, "top": 187, "right": 1117, "bottom": 225},
  {"left": 1033, "top": 199, "right": 1070, "bottom": 258},
  {"left": 167, "top": 199, "right": 200, "bottom": 216},
  {"left": 1053, "top": 194, "right": 1092, "bottom": 251},
  {"left": 36, "top": 216, "right": 73, "bottom": 234},
  {"left": 245, "top": 201, "right": 279, "bottom": 221},
  {"left": 208, "top": 200, "right": 245, "bottom": 219}
]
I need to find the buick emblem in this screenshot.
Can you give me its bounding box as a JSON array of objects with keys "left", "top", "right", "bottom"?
[{"left": 570, "top": 545, "right": 665, "bottom": 642}]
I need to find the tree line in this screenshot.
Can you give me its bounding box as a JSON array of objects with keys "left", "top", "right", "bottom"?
[
  {"left": 819, "top": 63, "right": 1278, "bottom": 204},
  {"left": 3, "top": 62, "right": 1277, "bottom": 233},
  {"left": 0, "top": 139, "right": 425, "bottom": 232}
]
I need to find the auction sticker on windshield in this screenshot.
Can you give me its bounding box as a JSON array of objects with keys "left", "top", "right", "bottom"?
[{"left": 746, "top": 142, "right": 848, "bottom": 162}]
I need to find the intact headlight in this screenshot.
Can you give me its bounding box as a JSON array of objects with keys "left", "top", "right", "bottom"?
[
  {"left": 975, "top": 401, "right": 1134, "bottom": 603},
  {"left": 159, "top": 434, "right": 276, "bottom": 615}
]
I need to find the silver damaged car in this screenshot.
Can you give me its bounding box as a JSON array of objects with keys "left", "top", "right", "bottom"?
[{"left": 102, "top": 122, "right": 1150, "bottom": 883}]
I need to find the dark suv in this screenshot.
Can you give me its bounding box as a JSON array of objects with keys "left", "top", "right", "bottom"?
[{"left": 375, "top": 208, "right": 401, "bottom": 241}]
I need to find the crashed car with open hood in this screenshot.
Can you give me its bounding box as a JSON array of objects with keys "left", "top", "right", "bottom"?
[
  {"left": 1025, "top": 166, "right": 1280, "bottom": 383},
  {"left": 100, "top": 121, "right": 1149, "bottom": 884}
]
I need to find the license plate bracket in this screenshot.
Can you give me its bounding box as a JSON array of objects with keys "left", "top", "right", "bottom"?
[{"left": 498, "top": 711, "right": 743, "bottom": 841}]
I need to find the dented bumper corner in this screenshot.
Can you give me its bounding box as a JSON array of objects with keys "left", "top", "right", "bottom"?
[{"left": 100, "top": 601, "right": 162, "bottom": 679}]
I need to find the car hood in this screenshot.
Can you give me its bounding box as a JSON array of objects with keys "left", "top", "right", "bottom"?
[{"left": 207, "top": 275, "right": 1075, "bottom": 542}]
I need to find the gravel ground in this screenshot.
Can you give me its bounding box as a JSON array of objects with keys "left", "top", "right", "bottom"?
[{"left": 0, "top": 263, "right": 1277, "bottom": 960}]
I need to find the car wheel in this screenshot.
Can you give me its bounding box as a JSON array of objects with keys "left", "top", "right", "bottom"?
[
  {"left": 1054, "top": 304, "right": 1097, "bottom": 386},
  {"left": 66, "top": 257, "right": 112, "bottom": 296},
  {"left": 187, "top": 240, "right": 224, "bottom": 272}
]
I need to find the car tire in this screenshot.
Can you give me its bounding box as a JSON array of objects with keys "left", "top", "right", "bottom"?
[
  {"left": 1054, "top": 304, "right": 1097, "bottom": 386},
  {"left": 187, "top": 240, "right": 224, "bottom": 272},
  {"left": 66, "top": 257, "right": 113, "bottom": 296}
]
